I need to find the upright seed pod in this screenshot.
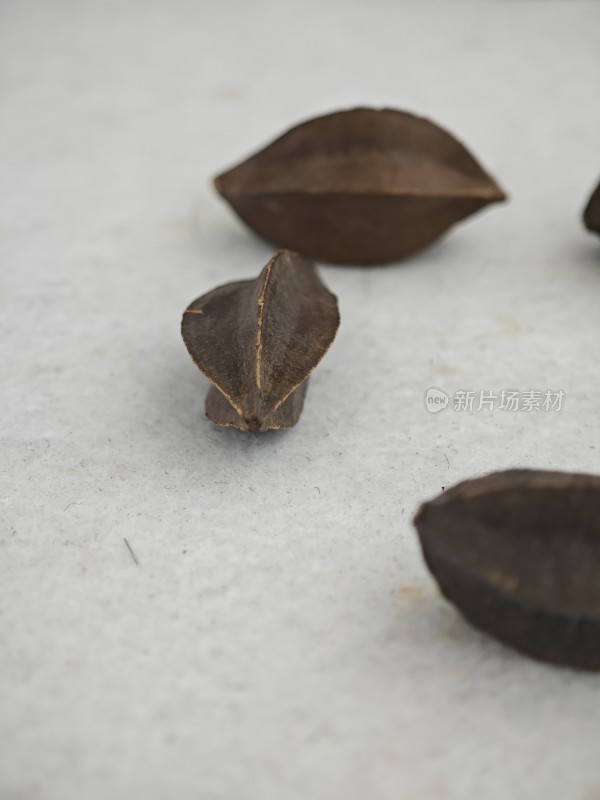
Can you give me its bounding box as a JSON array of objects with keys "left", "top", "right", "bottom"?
[{"left": 181, "top": 250, "right": 339, "bottom": 432}]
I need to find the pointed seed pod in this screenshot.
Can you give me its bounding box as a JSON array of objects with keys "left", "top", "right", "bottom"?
[
  {"left": 215, "top": 108, "right": 506, "bottom": 265},
  {"left": 181, "top": 250, "right": 339, "bottom": 432},
  {"left": 414, "top": 469, "right": 600, "bottom": 670},
  {"left": 584, "top": 179, "right": 600, "bottom": 234}
]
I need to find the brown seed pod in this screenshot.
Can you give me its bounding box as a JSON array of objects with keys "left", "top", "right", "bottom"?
[
  {"left": 214, "top": 108, "right": 506, "bottom": 265},
  {"left": 584, "top": 179, "right": 600, "bottom": 234},
  {"left": 181, "top": 250, "right": 339, "bottom": 432},
  {"left": 414, "top": 469, "right": 600, "bottom": 670}
]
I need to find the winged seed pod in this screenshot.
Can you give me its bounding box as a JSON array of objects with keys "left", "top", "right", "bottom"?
[
  {"left": 584, "top": 179, "right": 600, "bottom": 235},
  {"left": 214, "top": 108, "right": 506, "bottom": 265},
  {"left": 414, "top": 469, "right": 600, "bottom": 670},
  {"left": 181, "top": 250, "right": 339, "bottom": 432}
]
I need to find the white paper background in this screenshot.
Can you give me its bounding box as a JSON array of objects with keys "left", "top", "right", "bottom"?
[{"left": 2, "top": 1, "right": 600, "bottom": 798}]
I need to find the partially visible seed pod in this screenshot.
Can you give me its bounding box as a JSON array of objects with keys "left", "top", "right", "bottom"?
[
  {"left": 584, "top": 179, "right": 600, "bottom": 234},
  {"left": 414, "top": 469, "right": 600, "bottom": 670},
  {"left": 214, "top": 108, "right": 506, "bottom": 265},
  {"left": 181, "top": 250, "right": 339, "bottom": 432}
]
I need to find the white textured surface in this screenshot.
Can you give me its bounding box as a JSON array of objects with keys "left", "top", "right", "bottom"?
[{"left": 2, "top": 1, "right": 600, "bottom": 798}]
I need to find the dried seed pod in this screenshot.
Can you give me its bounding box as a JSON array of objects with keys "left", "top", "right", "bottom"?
[
  {"left": 181, "top": 250, "right": 339, "bottom": 432},
  {"left": 584, "top": 179, "right": 600, "bottom": 234},
  {"left": 414, "top": 469, "right": 600, "bottom": 670},
  {"left": 215, "top": 108, "right": 506, "bottom": 265}
]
